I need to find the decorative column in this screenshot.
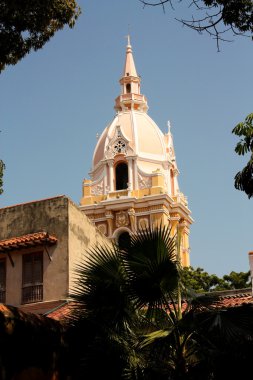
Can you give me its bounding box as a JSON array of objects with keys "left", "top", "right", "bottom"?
[
  {"left": 133, "top": 158, "right": 138, "bottom": 190},
  {"left": 105, "top": 210, "right": 114, "bottom": 237},
  {"left": 170, "top": 213, "right": 180, "bottom": 236},
  {"left": 103, "top": 165, "right": 107, "bottom": 194},
  {"left": 128, "top": 208, "right": 136, "bottom": 232},
  {"left": 178, "top": 219, "right": 190, "bottom": 267},
  {"left": 126, "top": 157, "right": 133, "bottom": 191},
  {"left": 108, "top": 160, "right": 114, "bottom": 192}
]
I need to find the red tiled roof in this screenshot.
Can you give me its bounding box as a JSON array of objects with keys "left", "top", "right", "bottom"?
[
  {"left": 19, "top": 300, "right": 68, "bottom": 316},
  {"left": 0, "top": 303, "right": 62, "bottom": 330},
  {"left": 190, "top": 289, "right": 253, "bottom": 312},
  {"left": 46, "top": 302, "right": 73, "bottom": 321},
  {"left": 44, "top": 291, "right": 253, "bottom": 322},
  {"left": 3, "top": 290, "right": 250, "bottom": 323},
  {"left": 0, "top": 232, "right": 57, "bottom": 252},
  {"left": 205, "top": 291, "right": 253, "bottom": 309}
]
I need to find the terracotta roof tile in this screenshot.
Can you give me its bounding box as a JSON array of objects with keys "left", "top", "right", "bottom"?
[
  {"left": 19, "top": 300, "right": 68, "bottom": 316},
  {"left": 46, "top": 302, "right": 73, "bottom": 321},
  {"left": 5, "top": 290, "right": 252, "bottom": 323},
  {"left": 0, "top": 232, "right": 57, "bottom": 252},
  {"left": 0, "top": 303, "right": 62, "bottom": 329},
  {"left": 45, "top": 292, "right": 253, "bottom": 322},
  {"left": 210, "top": 293, "right": 253, "bottom": 308}
]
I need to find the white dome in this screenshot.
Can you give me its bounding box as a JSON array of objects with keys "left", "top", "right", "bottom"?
[{"left": 93, "top": 110, "right": 167, "bottom": 170}]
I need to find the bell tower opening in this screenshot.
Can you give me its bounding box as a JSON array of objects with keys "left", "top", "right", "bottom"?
[
  {"left": 126, "top": 83, "right": 131, "bottom": 93},
  {"left": 115, "top": 162, "right": 128, "bottom": 190}
]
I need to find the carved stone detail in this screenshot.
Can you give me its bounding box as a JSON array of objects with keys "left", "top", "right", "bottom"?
[
  {"left": 138, "top": 218, "right": 149, "bottom": 230},
  {"left": 91, "top": 182, "right": 103, "bottom": 195},
  {"left": 105, "top": 210, "right": 114, "bottom": 219},
  {"left": 138, "top": 174, "right": 152, "bottom": 189},
  {"left": 97, "top": 223, "right": 107, "bottom": 235},
  {"left": 115, "top": 211, "right": 129, "bottom": 227},
  {"left": 113, "top": 139, "right": 127, "bottom": 154},
  {"left": 105, "top": 125, "right": 129, "bottom": 158}
]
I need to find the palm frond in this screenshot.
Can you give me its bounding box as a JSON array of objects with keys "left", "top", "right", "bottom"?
[
  {"left": 69, "top": 244, "right": 135, "bottom": 332},
  {"left": 121, "top": 226, "right": 180, "bottom": 315}
]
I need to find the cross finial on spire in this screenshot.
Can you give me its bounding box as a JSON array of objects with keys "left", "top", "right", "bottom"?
[{"left": 127, "top": 34, "right": 131, "bottom": 46}]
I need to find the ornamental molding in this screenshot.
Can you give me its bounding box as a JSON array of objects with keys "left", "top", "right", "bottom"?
[
  {"left": 138, "top": 166, "right": 165, "bottom": 179},
  {"left": 150, "top": 204, "right": 164, "bottom": 211},
  {"left": 168, "top": 146, "right": 175, "bottom": 159},
  {"left": 105, "top": 210, "right": 114, "bottom": 219},
  {"left": 137, "top": 156, "right": 170, "bottom": 165},
  {"left": 89, "top": 166, "right": 106, "bottom": 184},
  {"left": 173, "top": 168, "right": 179, "bottom": 176},
  {"left": 112, "top": 226, "right": 132, "bottom": 240},
  {"left": 135, "top": 207, "right": 149, "bottom": 213}
]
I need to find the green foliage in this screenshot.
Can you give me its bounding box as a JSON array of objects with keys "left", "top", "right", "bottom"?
[
  {"left": 0, "top": 159, "right": 5, "bottom": 195},
  {"left": 223, "top": 270, "right": 251, "bottom": 289},
  {"left": 232, "top": 113, "right": 253, "bottom": 198},
  {"left": 0, "top": 0, "right": 81, "bottom": 72},
  {"left": 182, "top": 266, "right": 251, "bottom": 293},
  {"left": 182, "top": 266, "right": 222, "bottom": 293},
  {"left": 122, "top": 227, "right": 178, "bottom": 312},
  {"left": 218, "top": 0, "right": 253, "bottom": 34}
]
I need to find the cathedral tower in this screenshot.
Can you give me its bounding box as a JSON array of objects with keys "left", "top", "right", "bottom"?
[{"left": 80, "top": 38, "right": 193, "bottom": 266}]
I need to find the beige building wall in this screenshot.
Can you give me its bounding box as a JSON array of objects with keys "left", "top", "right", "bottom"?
[
  {"left": 0, "top": 195, "right": 111, "bottom": 307},
  {"left": 68, "top": 199, "right": 112, "bottom": 294}
]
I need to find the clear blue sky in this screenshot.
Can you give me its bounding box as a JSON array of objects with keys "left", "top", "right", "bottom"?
[{"left": 0, "top": 0, "right": 252, "bottom": 277}]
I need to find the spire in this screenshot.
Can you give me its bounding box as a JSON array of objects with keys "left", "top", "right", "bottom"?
[
  {"left": 123, "top": 35, "right": 138, "bottom": 78},
  {"left": 114, "top": 37, "right": 148, "bottom": 113}
]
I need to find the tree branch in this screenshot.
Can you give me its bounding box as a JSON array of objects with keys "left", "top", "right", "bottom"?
[{"left": 138, "top": 0, "right": 253, "bottom": 49}]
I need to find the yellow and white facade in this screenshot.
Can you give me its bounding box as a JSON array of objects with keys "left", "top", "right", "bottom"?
[{"left": 80, "top": 37, "right": 193, "bottom": 266}]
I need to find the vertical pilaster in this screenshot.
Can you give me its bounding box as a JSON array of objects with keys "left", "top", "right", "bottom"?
[
  {"left": 108, "top": 160, "right": 114, "bottom": 192},
  {"left": 127, "top": 157, "right": 133, "bottom": 191},
  {"left": 133, "top": 159, "right": 138, "bottom": 190},
  {"left": 178, "top": 220, "right": 190, "bottom": 267},
  {"left": 105, "top": 210, "right": 114, "bottom": 237},
  {"left": 128, "top": 208, "right": 136, "bottom": 232}
]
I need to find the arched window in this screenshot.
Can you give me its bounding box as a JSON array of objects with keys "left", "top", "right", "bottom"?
[
  {"left": 116, "top": 162, "right": 128, "bottom": 190},
  {"left": 118, "top": 231, "right": 131, "bottom": 250},
  {"left": 126, "top": 83, "right": 131, "bottom": 93}
]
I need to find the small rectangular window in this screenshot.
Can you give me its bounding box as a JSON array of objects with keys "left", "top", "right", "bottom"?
[
  {"left": 22, "top": 252, "right": 43, "bottom": 304},
  {"left": 0, "top": 259, "right": 6, "bottom": 303}
]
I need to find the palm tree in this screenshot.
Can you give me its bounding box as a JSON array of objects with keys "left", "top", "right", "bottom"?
[
  {"left": 67, "top": 226, "right": 253, "bottom": 380},
  {"left": 67, "top": 243, "right": 145, "bottom": 379},
  {"left": 121, "top": 226, "right": 206, "bottom": 379},
  {"left": 67, "top": 226, "right": 196, "bottom": 379}
]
